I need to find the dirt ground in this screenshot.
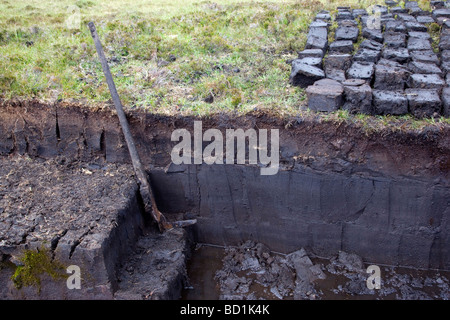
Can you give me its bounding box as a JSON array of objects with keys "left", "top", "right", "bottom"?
[
  {"left": 0, "top": 155, "right": 136, "bottom": 250},
  {"left": 0, "top": 155, "right": 449, "bottom": 300}
]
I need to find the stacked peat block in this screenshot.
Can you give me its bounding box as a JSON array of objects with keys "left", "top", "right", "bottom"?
[
  {"left": 289, "top": 12, "right": 328, "bottom": 87},
  {"left": 373, "top": 4, "right": 412, "bottom": 116},
  {"left": 404, "top": 1, "right": 449, "bottom": 118},
  {"left": 306, "top": 78, "right": 345, "bottom": 112},
  {"left": 290, "top": 0, "right": 450, "bottom": 118},
  {"left": 441, "top": 16, "right": 450, "bottom": 116}
]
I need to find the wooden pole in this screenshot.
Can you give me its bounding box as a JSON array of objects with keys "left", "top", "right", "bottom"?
[{"left": 88, "top": 22, "right": 196, "bottom": 231}]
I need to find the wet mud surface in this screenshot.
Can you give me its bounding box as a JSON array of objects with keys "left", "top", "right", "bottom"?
[{"left": 184, "top": 241, "right": 450, "bottom": 300}]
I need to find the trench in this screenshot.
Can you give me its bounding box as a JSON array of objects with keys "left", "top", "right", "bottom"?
[{"left": 0, "top": 99, "right": 449, "bottom": 299}]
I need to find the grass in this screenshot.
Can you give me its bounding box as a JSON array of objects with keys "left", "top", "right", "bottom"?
[{"left": 0, "top": 0, "right": 449, "bottom": 129}]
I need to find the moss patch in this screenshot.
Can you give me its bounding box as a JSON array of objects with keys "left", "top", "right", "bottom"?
[
  {"left": 11, "top": 246, "right": 68, "bottom": 292},
  {"left": 428, "top": 22, "right": 442, "bottom": 54}
]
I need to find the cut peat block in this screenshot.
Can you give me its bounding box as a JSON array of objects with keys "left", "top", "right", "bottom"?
[
  {"left": 346, "top": 61, "right": 375, "bottom": 81},
  {"left": 442, "top": 86, "right": 450, "bottom": 117},
  {"left": 405, "top": 89, "right": 443, "bottom": 118},
  {"left": 372, "top": 90, "right": 409, "bottom": 115},
  {"left": 306, "top": 79, "right": 344, "bottom": 112},
  {"left": 407, "top": 74, "right": 446, "bottom": 90},
  {"left": 374, "top": 61, "right": 411, "bottom": 91},
  {"left": 342, "top": 79, "right": 373, "bottom": 114},
  {"left": 289, "top": 61, "right": 325, "bottom": 88}
]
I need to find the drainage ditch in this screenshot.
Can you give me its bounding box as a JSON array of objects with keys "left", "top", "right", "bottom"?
[{"left": 0, "top": 99, "right": 449, "bottom": 299}]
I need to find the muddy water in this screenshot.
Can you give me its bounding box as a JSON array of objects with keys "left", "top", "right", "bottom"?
[
  {"left": 182, "top": 245, "right": 283, "bottom": 300},
  {"left": 182, "top": 245, "right": 224, "bottom": 300},
  {"left": 182, "top": 244, "right": 450, "bottom": 300},
  {"left": 313, "top": 260, "right": 450, "bottom": 300}
]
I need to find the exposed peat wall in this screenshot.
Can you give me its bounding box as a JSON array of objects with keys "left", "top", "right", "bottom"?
[{"left": 1, "top": 99, "right": 449, "bottom": 269}]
